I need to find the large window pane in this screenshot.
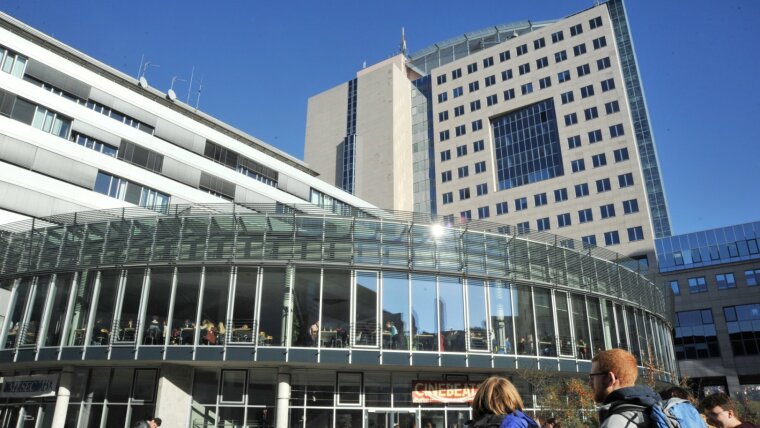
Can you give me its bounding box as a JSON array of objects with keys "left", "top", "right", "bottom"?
[
  {"left": 5, "top": 278, "right": 32, "bottom": 348},
  {"left": 625, "top": 307, "right": 640, "bottom": 360},
  {"left": 411, "top": 275, "right": 438, "bottom": 351},
  {"left": 382, "top": 273, "right": 409, "bottom": 351},
  {"left": 221, "top": 370, "right": 246, "bottom": 403},
  {"left": 248, "top": 369, "right": 276, "bottom": 406},
  {"left": 322, "top": 270, "right": 351, "bottom": 347},
  {"left": 489, "top": 281, "right": 514, "bottom": 354},
  {"left": 555, "top": 291, "right": 573, "bottom": 356},
  {"left": 258, "top": 267, "right": 287, "bottom": 346},
  {"left": 21, "top": 276, "right": 50, "bottom": 346},
  {"left": 66, "top": 272, "right": 96, "bottom": 346},
  {"left": 93, "top": 270, "right": 120, "bottom": 345},
  {"left": 171, "top": 267, "right": 202, "bottom": 346},
  {"left": 571, "top": 294, "right": 591, "bottom": 359},
  {"left": 230, "top": 268, "right": 257, "bottom": 344},
  {"left": 613, "top": 303, "right": 628, "bottom": 350},
  {"left": 291, "top": 268, "right": 321, "bottom": 347},
  {"left": 199, "top": 267, "right": 230, "bottom": 345},
  {"left": 514, "top": 285, "right": 535, "bottom": 355},
  {"left": 355, "top": 271, "right": 379, "bottom": 347},
  {"left": 43, "top": 274, "right": 73, "bottom": 347},
  {"left": 144, "top": 268, "right": 173, "bottom": 345},
  {"left": 467, "top": 278, "right": 489, "bottom": 351},
  {"left": 534, "top": 288, "right": 556, "bottom": 356},
  {"left": 115, "top": 269, "right": 144, "bottom": 343},
  {"left": 439, "top": 276, "right": 465, "bottom": 352},
  {"left": 587, "top": 297, "right": 605, "bottom": 356}
]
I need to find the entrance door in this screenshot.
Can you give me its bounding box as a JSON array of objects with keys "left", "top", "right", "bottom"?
[{"left": 365, "top": 410, "right": 416, "bottom": 428}]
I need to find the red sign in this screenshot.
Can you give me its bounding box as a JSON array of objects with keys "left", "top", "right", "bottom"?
[{"left": 411, "top": 381, "right": 480, "bottom": 404}]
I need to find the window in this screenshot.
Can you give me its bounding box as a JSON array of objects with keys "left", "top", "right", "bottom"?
[
  {"left": 745, "top": 269, "right": 760, "bottom": 286},
  {"left": 473, "top": 140, "right": 485, "bottom": 152},
  {"left": 571, "top": 158, "right": 585, "bottom": 172},
  {"left": 502, "top": 69, "right": 513, "bottom": 81},
  {"left": 551, "top": 31, "right": 564, "bottom": 43},
  {"left": 601, "top": 78, "right": 616, "bottom": 92},
  {"left": 452, "top": 68, "right": 462, "bottom": 79},
  {"left": 688, "top": 277, "right": 707, "bottom": 293},
  {"left": 605, "top": 100, "right": 620, "bottom": 114},
  {"left": 441, "top": 170, "right": 452, "bottom": 182},
  {"left": 584, "top": 107, "right": 599, "bottom": 120},
  {"left": 436, "top": 74, "right": 447, "bottom": 85},
  {"left": 578, "top": 208, "right": 593, "bottom": 223},
  {"left": 567, "top": 135, "right": 581, "bottom": 149},
  {"left": 627, "top": 226, "right": 644, "bottom": 242},
  {"left": 724, "top": 304, "right": 760, "bottom": 356},
  {"left": 468, "top": 81, "right": 480, "bottom": 92},
  {"left": 503, "top": 88, "right": 515, "bottom": 100},
  {"left": 517, "top": 222, "right": 530, "bottom": 234},
  {"left": 591, "top": 153, "right": 606, "bottom": 168},
  {"left": 476, "top": 183, "right": 488, "bottom": 196},
  {"left": 675, "top": 309, "right": 720, "bottom": 359},
  {"left": 537, "top": 217, "right": 550, "bottom": 231},
  {"left": 437, "top": 92, "right": 448, "bottom": 103},
  {"left": 515, "top": 197, "right": 528, "bottom": 211},
  {"left": 454, "top": 105, "right": 465, "bottom": 116},
  {"left": 574, "top": 183, "right": 589, "bottom": 197},
  {"left": 622, "top": 199, "right": 639, "bottom": 214},
  {"left": 593, "top": 36, "right": 607, "bottom": 50},
  {"left": 485, "top": 75, "right": 496, "bottom": 87},
  {"left": 24, "top": 103, "right": 72, "bottom": 139},
  {"left": 613, "top": 148, "right": 629, "bottom": 162},
  {"left": 470, "top": 100, "right": 481, "bottom": 111},
  {"left": 570, "top": 23, "right": 583, "bottom": 36},
  {"left": 442, "top": 192, "right": 453, "bottom": 204},
  {"left": 472, "top": 120, "right": 483, "bottom": 132},
  {"left": 486, "top": 94, "right": 498, "bottom": 106},
  {"left": 534, "top": 38, "right": 546, "bottom": 50},
  {"left": 521, "top": 83, "right": 533, "bottom": 95},
  {"left": 554, "top": 188, "right": 568, "bottom": 202},
  {"left": 557, "top": 70, "right": 571, "bottom": 83},
  {"left": 496, "top": 201, "right": 508, "bottom": 215},
  {"left": 589, "top": 16, "right": 603, "bottom": 29},
  {"left": 536, "top": 57, "right": 549, "bottom": 69},
  {"left": 588, "top": 129, "right": 603, "bottom": 143},
  {"left": 560, "top": 91, "right": 574, "bottom": 104},
  {"left": 475, "top": 161, "right": 487, "bottom": 173},
  {"left": 453, "top": 86, "right": 464, "bottom": 97},
  {"left": 457, "top": 166, "right": 469, "bottom": 178},
  {"left": 71, "top": 132, "right": 118, "bottom": 157},
  {"left": 439, "top": 111, "right": 449, "bottom": 122},
  {"left": 94, "top": 171, "right": 169, "bottom": 213},
  {"left": 483, "top": 57, "right": 494, "bottom": 68},
  {"left": 596, "top": 178, "right": 611, "bottom": 192},
  {"left": 456, "top": 145, "right": 468, "bottom": 157},
  {"left": 459, "top": 188, "right": 471, "bottom": 200},
  {"left": 618, "top": 173, "right": 634, "bottom": 188},
  {"left": 118, "top": 140, "right": 164, "bottom": 173},
  {"left": 600, "top": 204, "right": 616, "bottom": 219},
  {"left": 467, "top": 62, "right": 478, "bottom": 74},
  {"left": 516, "top": 44, "right": 528, "bottom": 56},
  {"left": 716, "top": 273, "right": 736, "bottom": 290},
  {"left": 580, "top": 85, "right": 595, "bottom": 98},
  {"left": 604, "top": 231, "right": 620, "bottom": 246},
  {"left": 1, "top": 47, "right": 28, "bottom": 78},
  {"left": 597, "top": 57, "right": 611, "bottom": 71},
  {"left": 539, "top": 76, "right": 552, "bottom": 89},
  {"left": 518, "top": 63, "right": 531, "bottom": 75},
  {"left": 573, "top": 43, "right": 587, "bottom": 56},
  {"left": 534, "top": 192, "right": 548, "bottom": 207},
  {"left": 460, "top": 210, "right": 472, "bottom": 222},
  {"left": 439, "top": 130, "right": 450, "bottom": 141},
  {"left": 478, "top": 206, "right": 490, "bottom": 219},
  {"left": 440, "top": 150, "right": 451, "bottom": 162},
  {"left": 670, "top": 280, "right": 681, "bottom": 296},
  {"left": 564, "top": 113, "right": 578, "bottom": 126},
  {"left": 554, "top": 50, "right": 568, "bottom": 63},
  {"left": 455, "top": 124, "right": 466, "bottom": 136},
  {"left": 499, "top": 51, "right": 511, "bottom": 62},
  {"left": 610, "top": 123, "right": 625, "bottom": 138},
  {"left": 582, "top": 235, "right": 597, "bottom": 248},
  {"left": 557, "top": 213, "right": 571, "bottom": 228},
  {"left": 577, "top": 64, "right": 591, "bottom": 77}
]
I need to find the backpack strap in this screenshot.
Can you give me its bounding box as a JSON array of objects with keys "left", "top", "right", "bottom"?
[{"left": 607, "top": 403, "right": 650, "bottom": 427}]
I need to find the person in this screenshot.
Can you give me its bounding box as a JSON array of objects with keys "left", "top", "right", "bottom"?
[
  {"left": 133, "top": 416, "right": 162, "bottom": 428},
  {"left": 701, "top": 392, "right": 757, "bottom": 428},
  {"left": 310, "top": 320, "right": 320, "bottom": 346},
  {"left": 504, "top": 336, "right": 512, "bottom": 354},
  {"left": 217, "top": 321, "right": 226, "bottom": 345},
  {"left": 467, "top": 376, "right": 539, "bottom": 428},
  {"left": 577, "top": 338, "right": 588, "bottom": 359},
  {"left": 146, "top": 316, "right": 161, "bottom": 344},
  {"left": 541, "top": 418, "right": 559, "bottom": 428},
  {"left": 588, "top": 348, "right": 661, "bottom": 427},
  {"left": 386, "top": 320, "right": 398, "bottom": 348}
]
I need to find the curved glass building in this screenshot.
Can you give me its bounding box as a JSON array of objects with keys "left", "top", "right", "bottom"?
[{"left": 0, "top": 204, "right": 675, "bottom": 427}]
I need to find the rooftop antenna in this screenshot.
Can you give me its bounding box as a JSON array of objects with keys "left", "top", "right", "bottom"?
[
  {"left": 362, "top": 60, "right": 367, "bottom": 69},
  {"left": 168, "top": 76, "right": 186, "bottom": 102},
  {"left": 400, "top": 27, "right": 408, "bottom": 56},
  {"left": 186, "top": 66, "right": 195, "bottom": 104},
  {"left": 194, "top": 76, "right": 204, "bottom": 110},
  {"left": 139, "top": 60, "right": 160, "bottom": 88}
]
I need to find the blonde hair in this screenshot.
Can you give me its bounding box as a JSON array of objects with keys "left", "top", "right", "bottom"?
[
  {"left": 471, "top": 376, "right": 524, "bottom": 419},
  {"left": 591, "top": 348, "right": 638, "bottom": 386}
]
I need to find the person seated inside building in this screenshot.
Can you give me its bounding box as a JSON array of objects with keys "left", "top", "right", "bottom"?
[
  {"left": 145, "top": 315, "right": 161, "bottom": 344},
  {"left": 93, "top": 319, "right": 109, "bottom": 345}
]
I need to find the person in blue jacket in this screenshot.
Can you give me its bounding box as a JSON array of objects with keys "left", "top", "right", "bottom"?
[{"left": 467, "top": 376, "right": 539, "bottom": 428}]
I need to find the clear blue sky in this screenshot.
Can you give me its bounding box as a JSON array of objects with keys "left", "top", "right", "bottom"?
[{"left": 2, "top": 0, "right": 758, "bottom": 235}]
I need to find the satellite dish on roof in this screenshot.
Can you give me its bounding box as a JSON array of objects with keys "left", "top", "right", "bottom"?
[
  {"left": 138, "top": 76, "right": 148, "bottom": 88},
  {"left": 167, "top": 89, "right": 177, "bottom": 101}
]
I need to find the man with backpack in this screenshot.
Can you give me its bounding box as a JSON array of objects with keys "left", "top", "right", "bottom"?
[
  {"left": 701, "top": 392, "right": 757, "bottom": 428},
  {"left": 589, "top": 349, "right": 705, "bottom": 428}
]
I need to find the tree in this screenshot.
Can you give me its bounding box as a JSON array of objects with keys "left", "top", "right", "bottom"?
[{"left": 515, "top": 369, "right": 598, "bottom": 428}]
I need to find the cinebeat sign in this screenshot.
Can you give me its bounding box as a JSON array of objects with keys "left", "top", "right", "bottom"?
[
  {"left": 411, "top": 381, "right": 480, "bottom": 404},
  {"left": 0, "top": 374, "right": 58, "bottom": 398}
]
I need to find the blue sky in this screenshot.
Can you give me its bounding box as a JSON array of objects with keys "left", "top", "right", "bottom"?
[{"left": 2, "top": 0, "right": 758, "bottom": 235}]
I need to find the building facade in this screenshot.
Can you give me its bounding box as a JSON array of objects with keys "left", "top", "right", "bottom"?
[
  {"left": 0, "top": 9, "right": 680, "bottom": 428},
  {"left": 657, "top": 221, "right": 760, "bottom": 399},
  {"left": 304, "top": 0, "right": 671, "bottom": 266}
]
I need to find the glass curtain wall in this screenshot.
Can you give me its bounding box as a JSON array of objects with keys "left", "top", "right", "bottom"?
[
  {"left": 21, "top": 276, "right": 50, "bottom": 346},
  {"left": 355, "top": 271, "right": 379, "bottom": 347},
  {"left": 66, "top": 272, "right": 97, "bottom": 346},
  {"left": 571, "top": 294, "right": 591, "bottom": 359},
  {"left": 231, "top": 267, "right": 257, "bottom": 344},
  {"left": 291, "top": 268, "right": 321, "bottom": 347},
  {"left": 199, "top": 267, "right": 230, "bottom": 345},
  {"left": 321, "top": 270, "right": 351, "bottom": 347},
  {"left": 382, "top": 273, "right": 409, "bottom": 351},
  {"left": 114, "top": 269, "right": 144, "bottom": 344},
  {"left": 170, "top": 268, "right": 202, "bottom": 346},
  {"left": 258, "top": 267, "right": 287, "bottom": 346},
  {"left": 93, "top": 270, "right": 120, "bottom": 346},
  {"left": 42, "top": 273, "right": 73, "bottom": 347},
  {"left": 554, "top": 291, "right": 573, "bottom": 357},
  {"left": 513, "top": 285, "right": 535, "bottom": 355},
  {"left": 411, "top": 275, "right": 438, "bottom": 351},
  {"left": 439, "top": 276, "right": 465, "bottom": 352},
  {"left": 488, "top": 281, "right": 514, "bottom": 354},
  {"left": 143, "top": 268, "right": 173, "bottom": 345},
  {"left": 466, "top": 279, "right": 489, "bottom": 351},
  {"left": 4, "top": 278, "right": 32, "bottom": 348}
]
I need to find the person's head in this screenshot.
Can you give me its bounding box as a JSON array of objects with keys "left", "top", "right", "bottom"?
[
  {"left": 471, "top": 376, "right": 524, "bottom": 419},
  {"left": 542, "top": 417, "right": 559, "bottom": 428},
  {"left": 588, "top": 348, "right": 638, "bottom": 403},
  {"left": 701, "top": 393, "right": 743, "bottom": 428},
  {"left": 148, "top": 417, "right": 162, "bottom": 428},
  {"left": 659, "top": 386, "right": 692, "bottom": 400}
]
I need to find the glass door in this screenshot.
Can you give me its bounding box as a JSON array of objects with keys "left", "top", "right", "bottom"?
[{"left": 365, "top": 409, "right": 416, "bottom": 428}]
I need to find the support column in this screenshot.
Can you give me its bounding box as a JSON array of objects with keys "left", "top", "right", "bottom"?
[
  {"left": 51, "top": 366, "right": 73, "bottom": 428},
  {"left": 275, "top": 370, "right": 291, "bottom": 428},
  {"left": 155, "top": 364, "right": 193, "bottom": 428}
]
